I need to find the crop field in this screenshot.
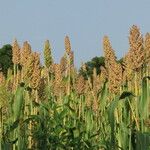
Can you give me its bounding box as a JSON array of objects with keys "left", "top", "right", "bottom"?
[{"left": 0, "top": 25, "right": 150, "bottom": 149}]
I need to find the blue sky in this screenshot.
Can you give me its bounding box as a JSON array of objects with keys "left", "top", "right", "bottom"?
[{"left": 0, "top": 0, "right": 150, "bottom": 67}]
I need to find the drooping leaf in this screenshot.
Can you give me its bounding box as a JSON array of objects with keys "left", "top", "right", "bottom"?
[
  {"left": 119, "top": 91, "right": 135, "bottom": 100},
  {"left": 13, "top": 86, "right": 24, "bottom": 121}
]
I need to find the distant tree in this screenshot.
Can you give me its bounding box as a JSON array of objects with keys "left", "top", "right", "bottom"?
[
  {"left": 0, "top": 44, "right": 13, "bottom": 76},
  {"left": 79, "top": 56, "right": 105, "bottom": 79},
  {"left": 79, "top": 56, "right": 124, "bottom": 79}
]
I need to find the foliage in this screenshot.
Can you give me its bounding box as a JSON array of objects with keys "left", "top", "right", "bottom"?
[
  {"left": 0, "top": 44, "right": 13, "bottom": 76},
  {"left": 79, "top": 56, "right": 105, "bottom": 79}
]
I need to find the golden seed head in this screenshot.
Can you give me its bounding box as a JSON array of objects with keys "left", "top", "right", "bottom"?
[
  {"left": 53, "top": 64, "right": 64, "bottom": 96},
  {"left": 100, "top": 66, "right": 108, "bottom": 82},
  {"left": 41, "top": 67, "right": 49, "bottom": 78},
  {"left": 22, "top": 53, "right": 34, "bottom": 82},
  {"left": 69, "top": 51, "right": 74, "bottom": 67},
  {"left": 129, "top": 25, "right": 141, "bottom": 46},
  {"left": 93, "top": 75, "right": 101, "bottom": 94},
  {"left": 30, "top": 68, "right": 41, "bottom": 89},
  {"left": 84, "top": 80, "right": 90, "bottom": 93},
  {"left": 102, "top": 36, "right": 122, "bottom": 94},
  {"left": 54, "top": 64, "right": 62, "bottom": 82},
  {"left": 30, "top": 52, "right": 41, "bottom": 89},
  {"left": 0, "top": 72, "right": 5, "bottom": 84},
  {"left": 108, "top": 62, "right": 122, "bottom": 94},
  {"left": 20, "top": 41, "right": 32, "bottom": 66},
  {"left": 144, "top": 33, "right": 150, "bottom": 63},
  {"left": 12, "top": 39, "right": 20, "bottom": 65},
  {"left": 65, "top": 35, "right": 71, "bottom": 55},
  {"left": 33, "top": 52, "right": 40, "bottom": 67},
  {"left": 44, "top": 40, "right": 53, "bottom": 68},
  {"left": 123, "top": 52, "right": 134, "bottom": 81},
  {"left": 60, "top": 55, "right": 67, "bottom": 75},
  {"left": 92, "top": 68, "right": 102, "bottom": 94},
  {"left": 128, "top": 25, "right": 144, "bottom": 71},
  {"left": 37, "top": 77, "right": 46, "bottom": 101},
  {"left": 103, "top": 36, "right": 116, "bottom": 65},
  {"left": 75, "top": 75, "right": 85, "bottom": 95},
  {"left": 103, "top": 36, "right": 118, "bottom": 79}
]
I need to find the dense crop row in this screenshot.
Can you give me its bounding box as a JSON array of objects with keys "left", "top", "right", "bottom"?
[{"left": 0, "top": 25, "right": 150, "bottom": 149}]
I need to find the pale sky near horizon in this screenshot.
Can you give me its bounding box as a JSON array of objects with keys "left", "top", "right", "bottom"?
[{"left": 0, "top": 0, "right": 150, "bottom": 67}]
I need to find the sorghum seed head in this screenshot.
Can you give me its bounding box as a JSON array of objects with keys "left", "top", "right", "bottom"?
[
  {"left": 65, "top": 35, "right": 71, "bottom": 55},
  {"left": 12, "top": 39, "right": 20, "bottom": 65}
]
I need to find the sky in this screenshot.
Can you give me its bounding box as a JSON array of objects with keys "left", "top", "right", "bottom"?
[{"left": 0, "top": 0, "right": 150, "bottom": 67}]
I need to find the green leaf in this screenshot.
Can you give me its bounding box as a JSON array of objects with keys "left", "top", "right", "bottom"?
[
  {"left": 136, "top": 131, "right": 150, "bottom": 150},
  {"left": 108, "top": 97, "right": 119, "bottom": 147},
  {"left": 13, "top": 86, "right": 24, "bottom": 121},
  {"left": 139, "top": 76, "right": 150, "bottom": 119}
]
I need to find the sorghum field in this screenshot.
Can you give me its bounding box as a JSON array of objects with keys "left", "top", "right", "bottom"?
[{"left": 0, "top": 25, "right": 150, "bottom": 150}]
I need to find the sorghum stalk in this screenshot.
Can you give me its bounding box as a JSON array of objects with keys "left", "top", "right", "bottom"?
[
  {"left": 64, "top": 36, "right": 72, "bottom": 95},
  {"left": 12, "top": 39, "right": 20, "bottom": 90},
  {"left": 129, "top": 25, "right": 144, "bottom": 93},
  {"left": 103, "top": 36, "right": 122, "bottom": 95},
  {"left": 65, "top": 35, "right": 71, "bottom": 55},
  {"left": 60, "top": 55, "right": 67, "bottom": 77},
  {"left": 43, "top": 40, "right": 53, "bottom": 84},
  {"left": 20, "top": 41, "right": 32, "bottom": 81}
]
